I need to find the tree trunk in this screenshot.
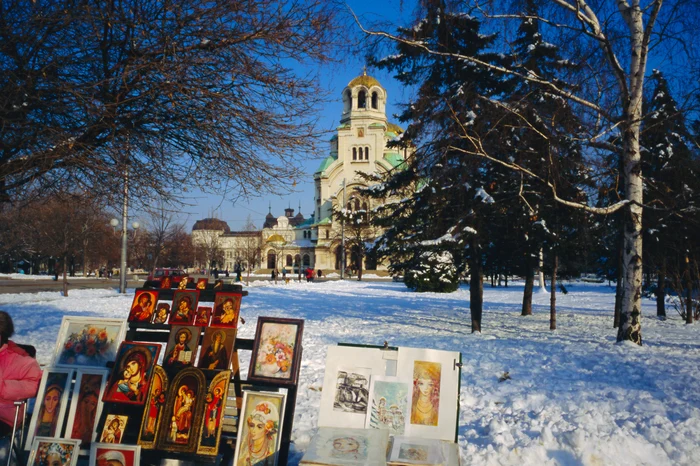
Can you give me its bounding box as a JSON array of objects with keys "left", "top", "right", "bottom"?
[
  {"left": 656, "top": 258, "right": 666, "bottom": 319},
  {"left": 685, "top": 256, "right": 693, "bottom": 325},
  {"left": 357, "top": 254, "right": 363, "bottom": 281},
  {"left": 504, "top": 273, "right": 508, "bottom": 287},
  {"left": 62, "top": 253, "right": 69, "bottom": 296},
  {"left": 614, "top": 235, "right": 624, "bottom": 328},
  {"left": 538, "top": 247, "right": 547, "bottom": 292},
  {"left": 522, "top": 253, "right": 534, "bottom": 316},
  {"left": 550, "top": 253, "right": 557, "bottom": 330},
  {"left": 470, "top": 239, "right": 483, "bottom": 333}
]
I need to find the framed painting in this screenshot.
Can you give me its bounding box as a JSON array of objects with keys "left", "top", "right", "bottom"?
[
  {"left": 299, "top": 427, "right": 389, "bottom": 466},
  {"left": 177, "top": 277, "right": 191, "bottom": 290},
  {"left": 99, "top": 414, "right": 128, "bottom": 444},
  {"left": 169, "top": 290, "right": 200, "bottom": 325},
  {"left": 233, "top": 391, "right": 286, "bottom": 466},
  {"left": 387, "top": 436, "right": 445, "bottom": 465},
  {"left": 137, "top": 366, "right": 169, "bottom": 450},
  {"left": 127, "top": 290, "right": 159, "bottom": 323},
  {"left": 195, "top": 306, "right": 212, "bottom": 326},
  {"left": 248, "top": 317, "right": 303, "bottom": 385},
  {"left": 103, "top": 341, "right": 161, "bottom": 405},
  {"left": 52, "top": 316, "right": 126, "bottom": 368},
  {"left": 162, "top": 326, "right": 200, "bottom": 373},
  {"left": 160, "top": 276, "right": 172, "bottom": 289},
  {"left": 196, "top": 327, "right": 236, "bottom": 371},
  {"left": 210, "top": 292, "right": 242, "bottom": 328},
  {"left": 25, "top": 369, "right": 73, "bottom": 450},
  {"left": 213, "top": 279, "right": 224, "bottom": 290},
  {"left": 26, "top": 437, "right": 80, "bottom": 466},
  {"left": 153, "top": 303, "right": 170, "bottom": 324},
  {"left": 196, "top": 278, "right": 209, "bottom": 290},
  {"left": 65, "top": 369, "right": 109, "bottom": 453},
  {"left": 155, "top": 367, "right": 207, "bottom": 453},
  {"left": 196, "top": 370, "right": 231, "bottom": 455},
  {"left": 89, "top": 443, "right": 141, "bottom": 466}
]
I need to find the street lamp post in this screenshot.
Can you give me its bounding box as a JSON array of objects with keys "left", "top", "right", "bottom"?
[{"left": 110, "top": 218, "right": 140, "bottom": 293}]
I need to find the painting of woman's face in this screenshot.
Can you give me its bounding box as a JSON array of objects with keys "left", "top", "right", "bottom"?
[
  {"left": 126, "top": 360, "right": 141, "bottom": 377},
  {"left": 81, "top": 393, "right": 98, "bottom": 412},
  {"left": 333, "top": 437, "right": 359, "bottom": 453},
  {"left": 44, "top": 388, "right": 61, "bottom": 415},
  {"left": 248, "top": 418, "right": 266, "bottom": 440},
  {"left": 416, "top": 377, "right": 434, "bottom": 396},
  {"left": 46, "top": 452, "right": 62, "bottom": 466}
]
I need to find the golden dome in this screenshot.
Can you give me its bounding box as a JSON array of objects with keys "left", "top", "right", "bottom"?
[{"left": 348, "top": 73, "right": 383, "bottom": 90}]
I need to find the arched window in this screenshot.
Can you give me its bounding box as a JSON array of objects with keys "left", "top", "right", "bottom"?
[
  {"left": 343, "top": 89, "right": 352, "bottom": 113},
  {"left": 347, "top": 201, "right": 352, "bottom": 210},
  {"left": 355, "top": 199, "right": 360, "bottom": 210},
  {"left": 286, "top": 255, "right": 293, "bottom": 267},
  {"left": 303, "top": 254, "right": 310, "bottom": 266},
  {"left": 294, "top": 254, "right": 301, "bottom": 266},
  {"left": 352, "top": 147, "right": 357, "bottom": 161},
  {"left": 362, "top": 201, "right": 368, "bottom": 211},
  {"left": 365, "top": 147, "right": 370, "bottom": 160},
  {"left": 325, "top": 230, "right": 329, "bottom": 239},
  {"left": 267, "top": 252, "right": 276, "bottom": 269},
  {"left": 358, "top": 90, "right": 366, "bottom": 108},
  {"left": 371, "top": 92, "right": 378, "bottom": 109}
]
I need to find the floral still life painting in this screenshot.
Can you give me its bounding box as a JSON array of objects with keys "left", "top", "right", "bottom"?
[
  {"left": 248, "top": 317, "right": 303, "bottom": 385},
  {"left": 53, "top": 317, "right": 125, "bottom": 368},
  {"left": 365, "top": 376, "right": 410, "bottom": 435}
]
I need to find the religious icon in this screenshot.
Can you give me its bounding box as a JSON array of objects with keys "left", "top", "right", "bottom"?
[
  {"left": 210, "top": 292, "right": 242, "bottom": 327},
  {"left": 162, "top": 326, "right": 199, "bottom": 373},
  {"left": 196, "top": 328, "right": 236, "bottom": 371},
  {"left": 153, "top": 303, "right": 170, "bottom": 324},
  {"left": 27, "top": 438, "right": 80, "bottom": 466},
  {"left": 25, "top": 370, "right": 72, "bottom": 451},
  {"left": 156, "top": 368, "right": 206, "bottom": 453},
  {"left": 100, "top": 415, "right": 128, "bottom": 444},
  {"left": 196, "top": 278, "right": 208, "bottom": 290},
  {"left": 196, "top": 371, "right": 231, "bottom": 455},
  {"left": 127, "top": 290, "right": 158, "bottom": 323},
  {"left": 233, "top": 391, "right": 286, "bottom": 466},
  {"left": 65, "top": 370, "right": 108, "bottom": 452},
  {"left": 103, "top": 342, "right": 160, "bottom": 405},
  {"left": 160, "top": 276, "right": 172, "bottom": 289},
  {"left": 195, "top": 307, "right": 212, "bottom": 326},
  {"left": 169, "top": 290, "right": 199, "bottom": 325},
  {"left": 248, "top": 317, "right": 304, "bottom": 385},
  {"left": 213, "top": 279, "right": 223, "bottom": 290},
  {"left": 137, "top": 366, "right": 168, "bottom": 450},
  {"left": 410, "top": 361, "right": 440, "bottom": 427},
  {"left": 178, "top": 277, "right": 190, "bottom": 290}
]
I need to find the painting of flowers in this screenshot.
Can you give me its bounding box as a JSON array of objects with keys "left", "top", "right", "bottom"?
[
  {"left": 52, "top": 317, "right": 126, "bottom": 369},
  {"left": 248, "top": 317, "right": 303, "bottom": 385}
]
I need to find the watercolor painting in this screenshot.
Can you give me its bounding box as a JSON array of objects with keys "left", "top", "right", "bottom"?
[
  {"left": 53, "top": 317, "right": 125, "bottom": 368},
  {"left": 365, "top": 376, "right": 410, "bottom": 434},
  {"left": 248, "top": 317, "right": 303, "bottom": 385},
  {"left": 410, "top": 361, "right": 441, "bottom": 427},
  {"left": 300, "top": 427, "right": 389, "bottom": 466},
  {"left": 233, "top": 391, "right": 285, "bottom": 466}
]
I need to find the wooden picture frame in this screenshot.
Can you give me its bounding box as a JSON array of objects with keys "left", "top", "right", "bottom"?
[
  {"left": 89, "top": 443, "right": 141, "bottom": 466},
  {"left": 137, "top": 366, "right": 169, "bottom": 450},
  {"left": 25, "top": 369, "right": 73, "bottom": 450},
  {"left": 127, "top": 290, "right": 159, "bottom": 323},
  {"left": 233, "top": 390, "right": 286, "bottom": 466},
  {"left": 153, "top": 303, "right": 170, "bottom": 324},
  {"left": 99, "top": 414, "right": 128, "bottom": 444},
  {"left": 169, "top": 290, "right": 200, "bottom": 325},
  {"left": 162, "top": 326, "right": 200, "bottom": 373},
  {"left": 196, "top": 370, "right": 231, "bottom": 455},
  {"left": 210, "top": 292, "right": 242, "bottom": 328},
  {"left": 103, "top": 342, "right": 161, "bottom": 405},
  {"left": 155, "top": 367, "right": 207, "bottom": 453},
  {"left": 52, "top": 316, "right": 126, "bottom": 369},
  {"left": 26, "top": 437, "right": 80, "bottom": 466},
  {"left": 196, "top": 327, "right": 236, "bottom": 371},
  {"left": 195, "top": 306, "right": 212, "bottom": 326},
  {"left": 196, "top": 278, "right": 209, "bottom": 290},
  {"left": 248, "top": 317, "right": 304, "bottom": 386},
  {"left": 65, "top": 369, "right": 109, "bottom": 453}
]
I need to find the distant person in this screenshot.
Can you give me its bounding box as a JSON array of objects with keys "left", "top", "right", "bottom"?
[
  {"left": 213, "top": 267, "right": 219, "bottom": 279},
  {"left": 225, "top": 268, "right": 230, "bottom": 278},
  {"left": 282, "top": 268, "right": 287, "bottom": 279}
]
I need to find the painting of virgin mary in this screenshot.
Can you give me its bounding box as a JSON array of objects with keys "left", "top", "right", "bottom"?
[{"left": 103, "top": 343, "right": 160, "bottom": 405}]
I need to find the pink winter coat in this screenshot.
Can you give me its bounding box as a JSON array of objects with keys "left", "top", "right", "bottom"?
[{"left": 0, "top": 341, "right": 42, "bottom": 428}]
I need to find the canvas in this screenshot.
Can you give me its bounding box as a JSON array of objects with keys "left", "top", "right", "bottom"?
[
  {"left": 65, "top": 369, "right": 108, "bottom": 453},
  {"left": 26, "top": 438, "right": 80, "bottom": 466},
  {"left": 137, "top": 366, "right": 169, "bottom": 450},
  {"left": 248, "top": 317, "right": 304, "bottom": 385},
  {"left": 210, "top": 292, "right": 242, "bottom": 327},
  {"left": 127, "top": 290, "right": 159, "bottom": 323},
  {"left": 153, "top": 303, "right": 170, "bottom": 324},
  {"left": 299, "top": 426, "right": 389, "bottom": 466},
  {"left": 99, "top": 414, "right": 128, "bottom": 444},
  {"left": 155, "top": 367, "right": 207, "bottom": 453},
  {"left": 387, "top": 437, "right": 445, "bottom": 465},
  {"left": 196, "top": 327, "right": 236, "bottom": 371},
  {"left": 162, "top": 326, "right": 200, "bottom": 373},
  {"left": 103, "top": 342, "right": 161, "bottom": 405},
  {"left": 233, "top": 391, "right": 286, "bottom": 466},
  {"left": 365, "top": 376, "right": 411, "bottom": 435},
  {"left": 196, "top": 370, "right": 232, "bottom": 455},
  {"left": 196, "top": 278, "right": 209, "bottom": 290},
  {"left": 52, "top": 317, "right": 126, "bottom": 369},
  {"left": 195, "top": 306, "right": 212, "bottom": 326},
  {"left": 25, "top": 369, "right": 73, "bottom": 450},
  {"left": 169, "top": 290, "right": 200, "bottom": 325},
  {"left": 89, "top": 443, "right": 141, "bottom": 466}
]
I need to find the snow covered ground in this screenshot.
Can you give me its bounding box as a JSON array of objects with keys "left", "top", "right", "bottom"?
[{"left": 2, "top": 280, "right": 699, "bottom": 465}]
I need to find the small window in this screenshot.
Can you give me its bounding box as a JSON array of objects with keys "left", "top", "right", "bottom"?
[
  {"left": 365, "top": 147, "right": 370, "bottom": 160},
  {"left": 372, "top": 92, "right": 378, "bottom": 109},
  {"left": 353, "top": 148, "right": 357, "bottom": 160},
  {"left": 355, "top": 199, "right": 360, "bottom": 210},
  {"left": 286, "top": 255, "right": 293, "bottom": 267},
  {"left": 325, "top": 231, "right": 329, "bottom": 239},
  {"left": 362, "top": 202, "right": 368, "bottom": 211},
  {"left": 303, "top": 254, "right": 310, "bottom": 266},
  {"left": 358, "top": 91, "right": 366, "bottom": 109}
]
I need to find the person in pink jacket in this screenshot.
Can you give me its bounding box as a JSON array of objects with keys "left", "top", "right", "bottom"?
[{"left": 0, "top": 310, "right": 42, "bottom": 431}]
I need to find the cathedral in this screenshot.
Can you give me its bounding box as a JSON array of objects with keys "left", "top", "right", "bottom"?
[{"left": 192, "top": 71, "right": 408, "bottom": 273}]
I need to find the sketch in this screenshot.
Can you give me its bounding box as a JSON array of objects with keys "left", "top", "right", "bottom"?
[
  {"left": 100, "top": 415, "right": 128, "bottom": 444},
  {"left": 233, "top": 391, "right": 285, "bottom": 466},
  {"left": 162, "top": 326, "right": 199, "bottom": 373},
  {"left": 300, "top": 427, "right": 389, "bottom": 466},
  {"left": 65, "top": 370, "right": 108, "bottom": 452},
  {"left": 197, "top": 327, "right": 235, "bottom": 371},
  {"left": 137, "top": 366, "right": 169, "bottom": 449},
  {"left": 169, "top": 290, "right": 199, "bottom": 325},
  {"left": 103, "top": 342, "right": 160, "bottom": 405},
  {"left": 248, "top": 317, "right": 303, "bottom": 385},
  {"left": 89, "top": 443, "right": 141, "bottom": 466},
  {"left": 25, "top": 369, "right": 72, "bottom": 450},
  {"left": 127, "top": 290, "right": 158, "bottom": 323},
  {"left": 196, "top": 371, "right": 231, "bottom": 455},
  {"left": 152, "top": 303, "right": 170, "bottom": 324},
  {"left": 156, "top": 368, "right": 206, "bottom": 453},
  {"left": 410, "top": 361, "right": 441, "bottom": 427},
  {"left": 333, "top": 367, "right": 370, "bottom": 414},
  {"left": 195, "top": 306, "right": 212, "bottom": 326},
  {"left": 365, "top": 376, "right": 410, "bottom": 435},
  {"left": 210, "top": 292, "right": 242, "bottom": 327},
  {"left": 27, "top": 438, "right": 80, "bottom": 466},
  {"left": 52, "top": 317, "right": 125, "bottom": 368}
]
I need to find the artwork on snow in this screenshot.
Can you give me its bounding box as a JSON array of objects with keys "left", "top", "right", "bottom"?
[
  {"left": 196, "top": 327, "right": 236, "bottom": 371},
  {"left": 127, "top": 290, "right": 159, "bottom": 323},
  {"left": 196, "top": 278, "right": 208, "bottom": 290},
  {"left": 102, "top": 342, "right": 161, "bottom": 405},
  {"left": 299, "top": 426, "right": 389, "bottom": 466},
  {"left": 233, "top": 391, "right": 286, "bottom": 466},
  {"left": 195, "top": 306, "right": 212, "bottom": 326},
  {"left": 25, "top": 369, "right": 73, "bottom": 450},
  {"left": 65, "top": 369, "right": 108, "bottom": 453},
  {"left": 26, "top": 438, "right": 80, "bottom": 466},
  {"left": 89, "top": 443, "right": 141, "bottom": 466},
  {"left": 162, "top": 326, "right": 200, "bottom": 373},
  {"left": 333, "top": 367, "right": 371, "bottom": 414},
  {"left": 387, "top": 436, "right": 445, "bottom": 465},
  {"left": 169, "top": 290, "right": 199, "bottom": 325},
  {"left": 155, "top": 367, "right": 207, "bottom": 453},
  {"left": 137, "top": 365, "right": 169, "bottom": 450},
  {"left": 248, "top": 317, "right": 303, "bottom": 385},
  {"left": 153, "top": 303, "right": 170, "bottom": 324},
  {"left": 100, "top": 414, "right": 128, "bottom": 444},
  {"left": 52, "top": 317, "right": 126, "bottom": 368},
  {"left": 196, "top": 370, "right": 231, "bottom": 455},
  {"left": 365, "top": 376, "right": 411, "bottom": 435},
  {"left": 210, "top": 292, "right": 242, "bottom": 327}
]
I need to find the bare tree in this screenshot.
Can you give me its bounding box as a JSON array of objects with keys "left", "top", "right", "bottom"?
[{"left": 240, "top": 215, "right": 262, "bottom": 284}]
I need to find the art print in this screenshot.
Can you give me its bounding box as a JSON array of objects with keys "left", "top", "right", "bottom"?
[
  {"left": 153, "top": 303, "right": 170, "bottom": 324},
  {"left": 196, "top": 370, "right": 231, "bottom": 455},
  {"left": 195, "top": 306, "right": 212, "bottom": 326},
  {"left": 333, "top": 366, "right": 371, "bottom": 414},
  {"left": 103, "top": 342, "right": 161, "bottom": 405},
  {"left": 137, "top": 366, "right": 169, "bottom": 449},
  {"left": 65, "top": 369, "right": 108, "bottom": 453},
  {"left": 127, "top": 290, "right": 159, "bottom": 323},
  {"left": 52, "top": 317, "right": 126, "bottom": 368},
  {"left": 210, "top": 292, "right": 242, "bottom": 327},
  {"left": 25, "top": 369, "right": 73, "bottom": 450},
  {"left": 156, "top": 368, "right": 206, "bottom": 453},
  {"left": 387, "top": 437, "right": 445, "bottom": 465},
  {"left": 162, "top": 326, "right": 200, "bottom": 373},
  {"left": 248, "top": 317, "right": 303, "bottom": 385},
  {"left": 100, "top": 415, "right": 128, "bottom": 444},
  {"left": 410, "top": 361, "right": 441, "bottom": 427},
  {"left": 89, "top": 443, "right": 141, "bottom": 466},
  {"left": 196, "top": 278, "right": 209, "bottom": 290},
  {"left": 27, "top": 438, "right": 80, "bottom": 466},
  {"left": 365, "top": 376, "right": 410, "bottom": 435},
  {"left": 169, "top": 290, "right": 199, "bottom": 325},
  {"left": 233, "top": 391, "right": 286, "bottom": 466},
  {"left": 300, "top": 427, "right": 389, "bottom": 466},
  {"left": 178, "top": 277, "right": 190, "bottom": 289},
  {"left": 197, "top": 327, "right": 236, "bottom": 371}
]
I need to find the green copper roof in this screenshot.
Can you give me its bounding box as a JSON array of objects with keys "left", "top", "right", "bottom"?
[
  {"left": 383, "top": 152, "right": 405, "bottom": 168},
  {"left": 315, "top": 155, "right": 336, "bottom": 174},
  {"left": 314, "top": 216, "right": 332, "bottom": 225}
]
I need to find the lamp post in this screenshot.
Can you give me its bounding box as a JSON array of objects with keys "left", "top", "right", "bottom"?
[{"left": 110, "top": 218, "right": 140, "bottom": 293}]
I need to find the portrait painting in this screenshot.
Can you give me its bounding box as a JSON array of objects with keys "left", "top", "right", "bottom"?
[
  {"left": 410, "top": 361, "right": 440, "bottom": 427},
  {"left": 137, "top": 366, "right": 169, "bottom": 450},
  {"left": 210, "top": 292, "right": 242, "bottom": 327},
  {"left": 196, "top": 370, "right": 231, "bottom": 455},
  {"left": 152, "top": 303, "right": 170, "bottom": 324},
  {"left": 169, "top": 290, "right": 200, "bottom": 325},
  {"left": 387, "top": 437, "right": 444, "bottom": 465},
  {"left": 300, "top": 427, "right": 389, "bottom": 466},
  {"left": 162, "top": 326, "right": 200, "bottom": 373},
  {"left": 127, "top": 290, "right": 159, "bottom": 323},
  {"left": 196, "top": 278, "right": 209, "bottom": 290},
  {"left": 89, "top": 443, "right": 141, "bottom": 466},
  {"left": 27, "top": 438, "right": 80, "bottom": 466},
  {"left": 195, "top": 306, "right": 212, "bottom": 326},
  {"left": 103, "top": 342, "right": 161, "bottom": 405},
  {"left": 160, "top": 276, "right": 172, "bottom": 289},
  {"left": 100, "top": 415, "right": 128, "bottom": 444},
  {"left": 365, "top": 376, "right": 410, "bottom": 435},
  {"left": 52, "top": 317, "right": 126, "bottom": 369},
  {"left": 196, "top": 327, "right": 236, "bottom": 371},
  {"left": 156, "top": 368, "right": 206, "bottom": 453},
  {"left": 65, "top": 369, "right": 108, "bottom": 453},
  {"left": 248, "top": 317, "right": 304, "bottom": 385},
  {"left": 233, "top": 391, "right": 286, "bottom": 466},
  {"left": 25, "top": 369, "right": 73, "bottom": 450}
]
